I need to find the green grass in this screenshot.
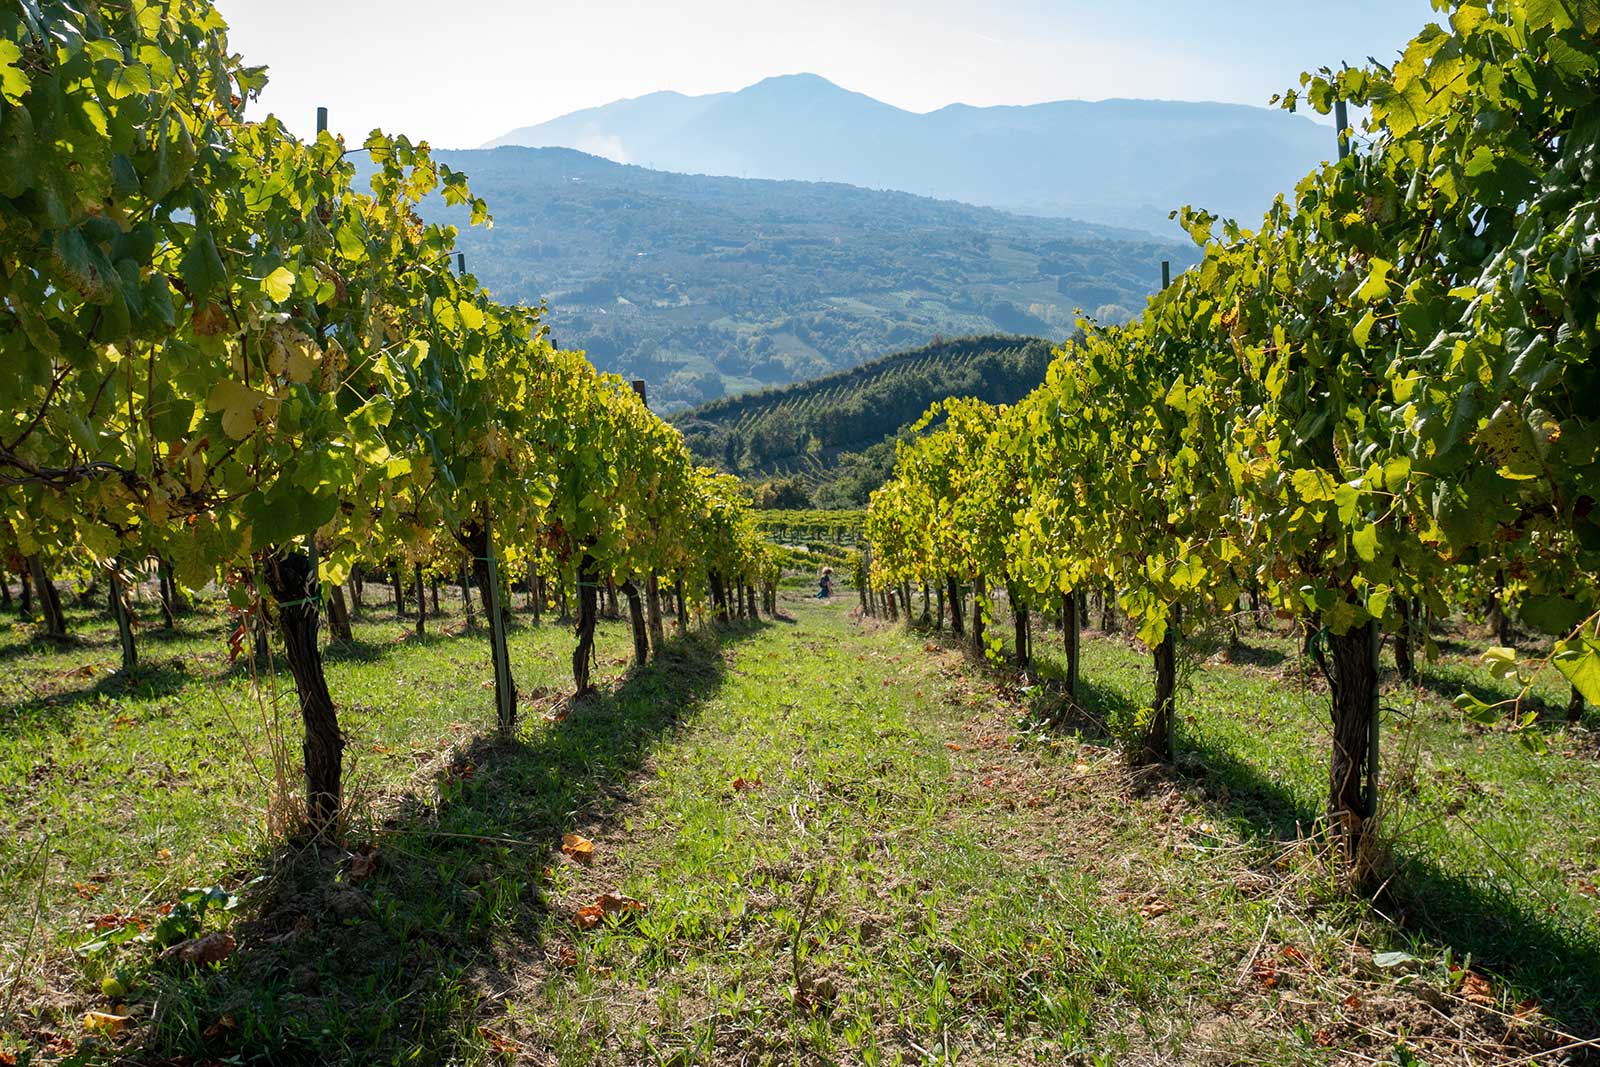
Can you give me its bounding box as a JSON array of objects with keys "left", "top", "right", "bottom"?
[{"left": 1, "top": 588, "right": 1596, "bottom": 1065}]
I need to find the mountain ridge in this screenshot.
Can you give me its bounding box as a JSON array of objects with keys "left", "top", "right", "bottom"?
[{"left": 483, "top": 73, "right": 1336, "bottom": 233}]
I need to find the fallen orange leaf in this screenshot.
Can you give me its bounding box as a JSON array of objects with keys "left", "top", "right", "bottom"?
[
  {"left": 597, "top": 891, "right": 644, "bottom": 913},
  {"left": 561, "top": 833, "right": 595, "bottom": 862}
]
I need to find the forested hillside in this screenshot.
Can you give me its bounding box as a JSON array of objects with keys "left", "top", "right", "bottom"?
[
  {"left": 421, "top": 148, "right": 1188, "bottom": 409},
  {"left": 673, "top": 335, "right": 1055, "bottom": 505}
]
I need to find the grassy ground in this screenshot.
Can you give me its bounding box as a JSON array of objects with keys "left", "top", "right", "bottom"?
[{"left": 1, "top": 586, "right": 1596, "bottom": 1065}]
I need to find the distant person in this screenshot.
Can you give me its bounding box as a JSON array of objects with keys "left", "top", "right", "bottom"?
[{"left": 816, "top": 567, "right": 833, "bottom": 599}]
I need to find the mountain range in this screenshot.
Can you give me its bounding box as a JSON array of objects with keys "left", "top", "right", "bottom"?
[
  {"left": 423, "top": 147, "right": 1192, "bottom": 410},
  {"left": 484, "top": 73, "right": 1338, "bottom": 234}
]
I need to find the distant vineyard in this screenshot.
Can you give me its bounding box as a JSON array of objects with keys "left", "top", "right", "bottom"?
[
  {"left": 755, "top": 510, "right": 866, "bottom": 547},
  {"left": 675, "top": 335, "right": 1056, "bottom": 504}
]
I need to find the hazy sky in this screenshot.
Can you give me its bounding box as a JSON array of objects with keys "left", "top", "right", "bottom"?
[{"left": 224, "top": 0, "right": 1439, "bottom": 148}]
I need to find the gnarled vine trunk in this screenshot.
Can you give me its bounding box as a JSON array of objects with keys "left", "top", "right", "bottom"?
[
  {"left": 645, "top": 573, "right": 665, "bottom": 655},
  {"left": 1009, "top": 583, "right": 1029, "bottom": 668},
  {"left": 1394, "top": 596, "right": 1416, "bottom": 682},
  {"left": 28, "top": 556, "right": 66, "bottom": 639},
  {"left": 108, "top": 558, "right": 137, "bottom": 672},
  {"left": 460, "top": 522, "right": 516, "bottom": 731},
  {"left": 969, "top": 576, "right": 986, "bottom": 656},
  {"left": 19, "top": 564, "right": 33, "bottom": 620},
  {"left": 1139, "top": 612, "right": 1177, "bottom": 765},
  {"left": 1325, "top": 620, "right": 1379, "bottom": 873},
  {"left": 327, "top": 582, "right": 353, "bottom": 642},
  {"left": 264, "top": 549, "right": 343, "bottom": 836},
  {"left": 621, "top": 578, "right": 649, "bottom": 666},
  {"left": 1061, "top": 591, "right": 1079, "bottom": 698},
  {"left": 158, "top": 556, "right": 184, "bottom": 628},
  {"left": 414, "top": 562, "right": 426, "bottom": 636},
  {"left": 573, "top": 553, "right": 601, "bottom": 696}
]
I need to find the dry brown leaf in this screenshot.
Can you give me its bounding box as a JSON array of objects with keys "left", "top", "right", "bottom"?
[
  {"left": 347, "top": 846, "right": 379, "bottom": 883},
  {"left": 1139, "top": 901, "right": 1171, "bottom": 919},
  {"left": 83, "top": 1011, "right": 129, "bottom": 1036},
  {"left": 561, "top": 833, "right": 595, "bottom": 862},
  {"left": 1460, "top": 971, "right": 1495, "bottom": 1005},
  {"left": 160, "top": 931, "right": 235, "bottom": 967},
  {"left": 597, "top": 891, "right": 644, "bottom": 913},
  {"left": 480, "top": 1027, "right": 519, "bottom": 1054}
]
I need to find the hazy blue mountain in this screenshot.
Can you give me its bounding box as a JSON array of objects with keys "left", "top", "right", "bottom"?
[
  {"left": 484, "top": 74, "right": 1337, "bottom": 234},
  {"left": 423, "top": 147, "right": 1194, "bottom": 411}
]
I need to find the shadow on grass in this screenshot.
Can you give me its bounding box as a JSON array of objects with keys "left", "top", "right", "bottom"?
[
  {"left": 137, "top": 620, "right": 766, "bottom": 1065},
  {"left": 1023, "top": 655, "right": 1124, "bottom": 745},
  {"left": 1174, "top": 730, "right": 1600, "bottom": 1038},
  {"left": 1215, "top": 640, "right": 1291, "bottom": 671},
  {"left": 975, "top": 633, "right": 1600, "bottom": 1038},
  {"left": 1410, "top": 664, "right": 1584, "bottom": 728},
  {"left": 0, "top": 659, "right": 193, "bottom": 739}
]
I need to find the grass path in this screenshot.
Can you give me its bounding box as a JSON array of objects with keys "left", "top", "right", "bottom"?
[{"left": 3, "top": 592, "right": 1597, "bottom": 1065}]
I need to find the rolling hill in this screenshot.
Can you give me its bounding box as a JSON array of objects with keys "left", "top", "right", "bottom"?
[
  {"left": 484, "top": 73, "right": 1337, "bottom": 234},
  {"left": 422, "top": 147, "right": 1188, "bottom": 410},
  {"left": 672, "top": 334, "right": 1058, "bottom": 507}
]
